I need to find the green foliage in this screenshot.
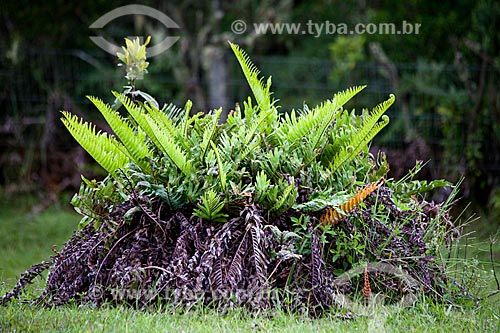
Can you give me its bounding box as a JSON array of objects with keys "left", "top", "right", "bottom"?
[
  {"left": 7, "top": 39, "right": 468, "bottom": 309},
  {"left": 254, "top": 171, "right": 270, "bottom": 204},
  {"left": 60, "top": 111, "right": 129, "bottom": 174},
  {"left": 62, "top": 39, "right": 398, "bottom": 235},
  {"left": 87, "top": 95, "right": 152, "bottom": 171},
  {"left": 388, "top": 160, "right": 452, "bottom": 199},
  {"left": 323, "top": 225, "right": 366, "bottom": 267},
  {"left": 393, "top": 179, "right": 452, "bottom": 198},
  {"left": 229, "top": 41, "right": 274, "bottom": 113},
  {"left": 275, "top": 86, "right": 365, "bottom": 151},
  {"left": 210, "top": 140, "right": 227, "bottom": 193},
  {"left": 329, "top": 35, "right": 366, "bottom": 83},
  {"left": 193, "top": 189, "right": 228, "bottom": 223},
  {"left": 329, "top": 94, "right": 393, "bottom": 174},
  {"left": 293, "top": 191, "right": 349, "bottom": 212},
  {"left": 117, "top": 36, "right": 151, "bottom": 83},
  {"left": 71, "top": 175, "right": 124, "bottom": 229}
]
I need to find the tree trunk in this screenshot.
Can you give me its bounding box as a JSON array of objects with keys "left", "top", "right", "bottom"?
[{"left": 204, "top": 45, "right": 230, "bottom": 121}]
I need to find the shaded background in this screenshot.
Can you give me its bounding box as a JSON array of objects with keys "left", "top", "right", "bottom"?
[{"left": 0, "top": 0, "right": 499, "bottom": 231}]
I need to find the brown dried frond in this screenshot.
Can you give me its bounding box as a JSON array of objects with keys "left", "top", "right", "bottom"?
[
  {"left": 363, "top": 267, "right": 372, "bottom": 298},
  {"left": 320, "top": 179, "right": 383, "bottom": 226},
  {"left": 51, "top": 244, "right": 63, "bottom": 259}
]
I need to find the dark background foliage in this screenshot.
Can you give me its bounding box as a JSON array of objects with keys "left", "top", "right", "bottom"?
[{"left": 0, "top": 0, "right": 498, "bottom": 228}]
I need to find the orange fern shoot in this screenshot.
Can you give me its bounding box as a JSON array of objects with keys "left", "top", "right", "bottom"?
[
  {"left": 320, "top": 179, "right": 383, "bottom": 226},
  {"left": 363, "top": 267, "right": 372, "bottom": 298}
]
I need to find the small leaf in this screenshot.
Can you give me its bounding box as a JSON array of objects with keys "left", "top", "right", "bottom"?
[{"left": 124, "top": 206, "right": 141, "bottom": 223}]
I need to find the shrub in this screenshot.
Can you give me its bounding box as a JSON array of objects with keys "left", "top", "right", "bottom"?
[{"left": 1, "top": 39, "right": 460, "bottom": 315}]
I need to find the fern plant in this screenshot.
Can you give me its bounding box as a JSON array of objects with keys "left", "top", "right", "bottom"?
[
  {"left": 193, "top": 189, "right": 229, "bottom": 223},
  {"left": 60, "top": 112, "right": 129, "bottom": 174},
  {"left": 329, "top": 96, "right": 393, "bottom": 174},
  {"left": 3, "top": 38, "right": 459, "bottom": 312},
  {"left": 61, "top": 39, "right": 401, "bottom": 227},
  {"left": 61, "top": 38, "right": 454, "bottom": 259}
]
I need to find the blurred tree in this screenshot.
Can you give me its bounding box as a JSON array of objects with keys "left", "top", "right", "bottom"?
[
  {"left": 329, "top": 35, "right": 366, "bottom": 86},
  {"left": 158, "top": 0, "right": 292, "bottom": 117}
]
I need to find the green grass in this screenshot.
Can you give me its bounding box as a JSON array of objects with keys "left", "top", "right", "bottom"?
[
  {"left": 0, "top": 196, "right": 78, "bottom": 284},
  {"left": 0, "top": 195, "right": 499, "bottom": 332},
  {"left": 0, "top": 296, "right": 498, "bottom": 332}
]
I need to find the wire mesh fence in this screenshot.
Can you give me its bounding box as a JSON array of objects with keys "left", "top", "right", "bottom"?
[{"left": 0, "top": 47, "right": 498, "bottom": 196}]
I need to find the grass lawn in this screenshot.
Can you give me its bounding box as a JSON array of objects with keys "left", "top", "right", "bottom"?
[{"left": 0, "top": 195, "right": 499, "bottom": 332}]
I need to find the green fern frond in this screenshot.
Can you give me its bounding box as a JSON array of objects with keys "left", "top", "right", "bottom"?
[
  {"left": 270, "top": 179, "right": 298, "bottom": 214},
  {"left": 115, "top": 93, "right": 190, "bottom": 156},
  {"left": 193, "top": 189, "right": 228, "bottom": 223},
  {"left": 276, "top": 86, "right": 366, "bottom": 147},
  {"left": 330, "top": 94, "right": 394, "bottom": 174},
  {"left": 87, "top": 95, "right": 151, "bottom": 170},
  {"left": 292, "top": 192, "right": 350, "bottom": 212},
  {"left": 210, "top": 140, "right": 227, "bottom": 192},
  {"left": 229, "top": 42, "right": 273, "bottom": 112},
  {"left": 143, "top": 102, "right": 178, "bottom": 139},
  {"left": 308, "top": 100, "right": 338, "bottom": 151},
  {"left": 129, "top": 109, "right": 163, "bottom": 152},
  {"left": 276, "top": 109, "right": 306, "bottom": 145},
  {"left": 243, "top": 97, "right": 257, "bottom": 121},
  {"left": 182, "top": 100, "right": 193, "bottom": 137},
  {"left": 113, "top": 93, "right": 192, "bottom": 177},
  {"left": 61, "top": 111, "right": 129, "bottom": 173},
  {"left": 143, "top": 100, "right": 193, "bottom": 153},
  {"left": 114, "top": 92, "right": 167, "bottom": 153},
  {"left": 254, "top": 171, "right": 270, "bottom": 204},
  {"left": 144, "top": 115, "right": 193, "bottom": 178},
  {"left": 200, "top": 108, "right": 222, "bottom": 160},
  {"left": 331, "top": 85, "right": 367, "bottom": 110},
  {"left": 240, "top": 136, "right": 261, "bottom": 161},
  {"left": 163, "top": 101, "right": 186, "bottom": 123},
  {"left": 244, "top": 108, "right": 275, "bottom": 145}
]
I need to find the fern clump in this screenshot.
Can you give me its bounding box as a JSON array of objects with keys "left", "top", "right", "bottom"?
[{"left": 1, "top": 40, "right": 461, "bottom": 315}]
